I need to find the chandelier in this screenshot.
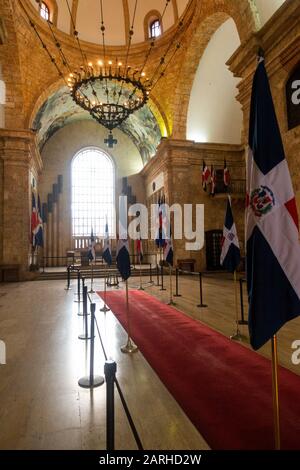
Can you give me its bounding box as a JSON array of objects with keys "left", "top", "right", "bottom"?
[{"left": 27, "top": 0, "right": 193, "bottom": 146}]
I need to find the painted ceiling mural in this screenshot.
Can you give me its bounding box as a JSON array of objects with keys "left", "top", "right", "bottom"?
[{"left": 33, "top": 85, "right": 162, "bottom": 165}]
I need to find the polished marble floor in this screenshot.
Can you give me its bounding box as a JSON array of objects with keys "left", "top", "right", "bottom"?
[{"left": 0, "top": 273, "right": 299, "bottom": 450}]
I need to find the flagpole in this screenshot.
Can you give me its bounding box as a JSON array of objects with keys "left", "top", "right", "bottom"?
[
  {"left": 230, "top": 271, "right": 243, "bottom": 341},
  {"left": 121, "top": 280, "right": 138, "bottom": 354},
  {"left": 271, "top": 335, "right": 281, "bottom": 450},
  {"left": 167, "top": 265, "right": 175, "bottom": 306},
  {"left": 100, "top": 268, "right": 110, "bottom": 313},
  {"left": 138, "top": 256, "right": 144, "bottom": 291}
]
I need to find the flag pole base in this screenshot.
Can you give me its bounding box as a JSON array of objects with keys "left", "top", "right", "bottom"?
[
  {"left": 64, "top": 287, "right": 72, "bottom": 291},
  {"left": 121, "top": 337, "right": 138, "bottom": 354},
  {"left": 238, "top": 320, "right": 248, "bottom": 325},
  {"left": 88, "top": 288, "right": 95, "bottom": 294},
  {"left": 100, "top": 304, "right": 110, "bottom": 313},
  {"left": 138, "top": 286, "right": 145, "bottom": 291},
  {"left": 78, "top": 375, "right": 104, "bottom": 389},
  {"left": 197, "top": 303, "right": 207, "bottom": 308},
  {"left": 167, "top": 300, "right": 176, "bottom": 306},
  {"left": 230, "top": 331, "right": 245, "bottom": 342}
]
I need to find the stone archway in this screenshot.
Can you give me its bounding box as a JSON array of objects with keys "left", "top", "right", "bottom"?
[{"left": 171, "top": 0, "right": 259, "bottom": 139}]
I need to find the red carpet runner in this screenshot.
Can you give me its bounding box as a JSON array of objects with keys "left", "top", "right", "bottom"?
[{"left": 97, "top": 289, "right": 300, "bottom": 449}]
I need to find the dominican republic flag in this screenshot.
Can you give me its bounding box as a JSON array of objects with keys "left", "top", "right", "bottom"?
[
  {"left": 116, "top": 238, "right": 131, "bottom": 281},
  {"left": 164, "top": 238, "right": 173, "bottom": 266},
  {"left": 102, "top": 220, "right": 112, "bottom": 266},
  {"left": 155, "top": 196, "right": 166, "bottom": 248},
  {"left": 246, "top": 57, "right": 300, "bottom": 350},
  {"left": 220, "top": 196, "right": 240, "bottom": 273},
  {"left": 35, "top": 195, "right": 44, "bottom": 247},
  {"left": 87, "top": 229, "right": 96, "bottom": 262},
  {"left": 211, "top": 165, "right": 216, "bottom": 196},
  {"left": 202, "top": 161, "right": 211, "bottom": 191},
  {"left": 224, "top": 159, "right": 230, "bottom": 187},
  {"left": 136, "top": 236, "right": 143, "bottom": 263}
]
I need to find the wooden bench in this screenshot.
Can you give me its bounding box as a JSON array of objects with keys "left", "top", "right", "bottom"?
[{"left": 0, "top": 264, "right": 20, "bottom": 282}]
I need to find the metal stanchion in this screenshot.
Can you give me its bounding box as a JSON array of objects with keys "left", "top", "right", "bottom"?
[
  {"left": 238, "top": 278, "right": 248, "bottom": 325},
  {"left": 104, "top": 360, "right": 117, "bottom": 451},
  {"left": 197, "top": 272, "right": 207, "bottom": 308},
  {"left": 156, "top": 264, "right": 160, "bottom": 286},
  {"left": 121, "top": 281, "right": 138, "bottom": 354},
  {"left": 167, "top": 266, "right": 175, "bottom": 306},
  {"left": 78, "top": 286, "right": 91, "bottom": 340},
  {"left": 149, "top": 263, "right": 153, "bottom": 284},
  {"left": 74, "top": 270, "right": 82, "bottom": 303},
  {"left": 64, "top": 265, "right": 72, "bottom": 290},
  {"left": 78, "top": 303, "right": 104, "bottom": 388},
  {"left": 174, "top": 267, "right": 182, "bottom": 297},
  {"left": 138, "top": 258, "right": 144, "bottom": 291},
  {"left": 100, "top": 272, "right": 110, "bottom": 313},
  {"left": 160, "top": 265, "right": 166, "bottom": 291},
  {"left": 89, "top": 262, "right": 95, "bottom": 294}
]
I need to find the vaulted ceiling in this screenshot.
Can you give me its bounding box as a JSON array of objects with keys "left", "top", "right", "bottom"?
[{"left": 29, "top": 0, "right": 190, "bottom": 45}]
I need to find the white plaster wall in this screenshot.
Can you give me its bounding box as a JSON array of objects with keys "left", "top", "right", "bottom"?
[{"left": 186, "top": 19, "right": 242, "bottom": 145}]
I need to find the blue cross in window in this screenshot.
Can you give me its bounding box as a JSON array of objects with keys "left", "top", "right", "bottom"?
[{"left": 104, "top": 132, "right": 118, "bottom": 148}]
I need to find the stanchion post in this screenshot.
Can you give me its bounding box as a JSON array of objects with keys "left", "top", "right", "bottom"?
[
  {"left": 197, "top": 272, "right": 207, "bottom": 308},
  {"left": 65, "top": 265, "right": 71, "bottom": 290},
  {"left": 104, "top": 360, "right": 117, "bottom": 451},
  {"left": 238, "top": 278, "right": 248, "bottom": 325},
  {"left": 100, "top": 271, "right": 110, "bottom": 312},
  {"left": 78, "top": 286, "right": 91, "bottom": 340},
  {"left": 149, "top": 263, "right": 153, "bottom": 284},
  {"left": 160, "top": 264, "right": 166, "bottom": 291},
  {"left": 78, "top": 303, "right": 104, "bottom": 388},
  {"left": 174, "top": 267, "right": 182, "bottom": 297},
  {"left": 74, "top": 269, "right": 81, "bottom": 303},
  {"left": 156, "top": 263, "right": 160, "bottom": 286}
]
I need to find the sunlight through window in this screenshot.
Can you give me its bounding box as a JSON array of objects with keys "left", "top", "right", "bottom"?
[{"left": 72, "top": 148, "right": 115, "bottom": 238}]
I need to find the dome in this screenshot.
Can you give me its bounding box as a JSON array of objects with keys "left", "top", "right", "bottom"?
[{"left": 29, "top": 0, "right": 190, "bottom": 45}]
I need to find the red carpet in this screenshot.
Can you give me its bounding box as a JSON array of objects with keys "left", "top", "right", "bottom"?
[{"left": 97, "top": 289, "right": 300, "bottom": 449}]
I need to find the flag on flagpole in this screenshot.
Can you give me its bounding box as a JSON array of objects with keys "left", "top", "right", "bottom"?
[
  {"left": 102, "top": 219, "right": 112, "bottom": 265},
  {"left": 246, "top": 57, "right": 300, "bottom": 350},
  {"left": 31, "top": 192, "right": 38, "bottom": 248},
  {"left": 224, "top": 159, "right": 230, "bottom": 187},
  {"left": 87, "top": 229, "right": 96, "bottom": 262},
  {"left": 220, "top": 196, "right": 240, "bottom": 273},
  {"left": 116, "top": 238, "right": 131, "bottom": 281},
  {"left": 136, "top": 236, "right": 143, "bottom": 263},
  {"left": 211, "top": 165, "right": 216, "bottom": 196},
  {"left": 202, "top": 161, "right": 211, "bottom": 191},
  {"left": 35, "top": 195, "right": 44, "bottom": 247},
  {"left": 164, "top": 238, "right": 173, "bottom": 266}
]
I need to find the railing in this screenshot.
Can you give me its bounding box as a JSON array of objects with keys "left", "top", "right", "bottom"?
[{"left": 228, "top": 179, "right": 246, "bottom": 195}]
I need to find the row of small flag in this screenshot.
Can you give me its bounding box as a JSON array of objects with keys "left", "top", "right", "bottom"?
[{"left": 202, "top": 159, "right": 230, "bottom": 194}]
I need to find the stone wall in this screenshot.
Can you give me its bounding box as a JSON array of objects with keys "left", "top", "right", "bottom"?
[{"left": 141, "top": 139, "right": 245, "bottom": 271}]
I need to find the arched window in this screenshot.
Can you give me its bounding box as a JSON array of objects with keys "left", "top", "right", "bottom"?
[
  {"left": 149, "top": 19, "right": 161, "bottom": 38},
  {"left": 40, "top": 2, "right": 50, "bottom": 21},
  {"left": 72, "top": 148, "right": 115, "bottom": 238}
]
